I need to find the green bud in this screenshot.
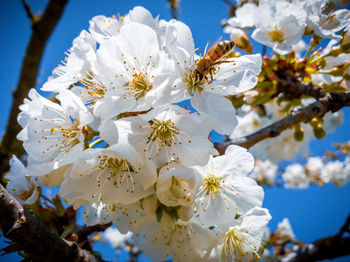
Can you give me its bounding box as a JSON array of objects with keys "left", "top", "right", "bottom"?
[
  {"left": 310, "top": 118, "right": 320, "bottom": 128},
  {"left": 294, "top": 124, "right": 304, "bottom": 141},
  {"left": 313, "top": 126, "right": 326, "bottom": 139}
]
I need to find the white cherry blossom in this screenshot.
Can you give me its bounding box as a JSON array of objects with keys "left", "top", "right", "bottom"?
[
  {"left": 194, "top": 145, "right": 263, "bottom": 229},
  {"left": 99, "top": 106, "right": 217, "bottom": 167},
  {"left": 306, "top": 157, "right": 324, "bottom": 181},
  {"left": 282, "top": 163, "right": 309, "bottom": 189},
  {"left": 5, "top": 156, "right": 40, "bottom": 205},
  {"left": 86, "top": 22, "right": 175, "bottom": 118},
  {"left": 251, "top": 0, "right": 306, "bottom": 55},
  {"left": 304, "top": 0, "right": 350, "bottom": 39},
  {"left": 42, "top": 30, "right": 96, "bottom": 92},
  {"left": 156, "top": 162, "right": 200, "bottom": 207},
  {"left": 134, "top": 213, "right": 218, "bottom": 262},
  {"left": 277, "top": 218, "right": 295, "bottom": 240},
  {"left": 252, "top": 159, "right": 278, "bottom": 185},
  {"left": 59, "top": 144, "right": 156, "bottom": 206},
  {"left": 174, "top": 49, "right": 262, "bottom": 134},
  {"left": 224, "top": 3, "right": 257, "bottom": 29},
  {"left": 208, "top": 207, "right": 271, "bottom": 262},
  {"left": 17, "top": 89, "right": 93, "bottom": 176},
  {"left": 321, "top": 160, "right": 346, "bottom": 186}
]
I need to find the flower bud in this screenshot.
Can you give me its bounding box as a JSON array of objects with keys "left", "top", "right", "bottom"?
[
  {"left": 70, "top": 233, "right": 79, "bottom": 242},
  {"left": 230, "top": 28, "right": 251, "bottom": 51},
  {"left": 156, "top": 163, "right": 200, "bottom": 207},
  {"left": 313, "top": 124, "right": 326, "bottom": 139},
  {"left": 293, "top": 124, "right": 304, "bottom": 141},
  {"left": 310, "top": 117, "right": 321, "bottom": 128}
]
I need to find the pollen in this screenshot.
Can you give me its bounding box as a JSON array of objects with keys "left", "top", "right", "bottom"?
[
  {"left": 79, "top": 72, "right": 107, "bottom": 103},
  {"left": 203, "top": 173, "right": 222, "bottom": 195},
  {"left": 148, "top": 119, "right": 180, "bottom": 147},
  {"left": 183, "top": 68, "right": 205, "bottom": 95},
  {"left": 99, "top": 156, "right": 135, "bottom": 191},
  {"left": 268, "top": 28, "right": 285, "bottom": 43},
  {"left": 126, "top": 72, "right": 153, "bottom": 100}
]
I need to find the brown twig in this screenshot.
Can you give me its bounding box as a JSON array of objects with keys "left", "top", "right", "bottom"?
[
  {"left": 21, "top": 0, "right": 36, "bottom": 23},
  {"left": 0, "top": 184, "right": 102, "bottom": 261},
  {"left": 168, "top": 0, "right": 180, "bottom": 19},
  {"left": 280, "top": 214, "right": 350, "bottom": 262},
  {"left": 74, "top": 222, "right": 112, "bottom": 241},
  {"left": 215, "top": 91, "right": 350, "bottom": 154},
  {"left": 0, "top": 0, "right": 68, "bottom": 174}
]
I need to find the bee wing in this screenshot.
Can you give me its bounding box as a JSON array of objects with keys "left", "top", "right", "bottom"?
[
  {"left": 203, "top": 36, "right": 223, "bottom": 55},
  {"left": 211, "top": 36, "right": 223, "bottom": 47}
]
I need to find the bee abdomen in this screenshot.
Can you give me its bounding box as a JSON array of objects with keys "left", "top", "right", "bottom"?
[
  {"left": 207, "top": 40, "right": 235, "bottom": 60},
  {"left": 218, "top": 40, "right": 235, "bottom": 56}
]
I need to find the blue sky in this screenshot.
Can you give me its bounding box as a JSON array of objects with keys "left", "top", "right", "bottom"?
[{"left": 0, "top": 0, "right": 349, "bottom": 261}]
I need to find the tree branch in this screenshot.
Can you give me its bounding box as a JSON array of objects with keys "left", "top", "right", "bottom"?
[
  {"left": 0, "top": 0, "right": 68, "bottom": 173},
  {"left": 280, "top": 214, "right": 350, "bottom": 262},
  {"left": 73, "top": 222, "right": 112, "bottom": 241},
  {"left": 0, "top": 184, "right": 102, "bottom": 262},
  {"left": 215, "top": 91, "right": 350, "bottom": 154}
]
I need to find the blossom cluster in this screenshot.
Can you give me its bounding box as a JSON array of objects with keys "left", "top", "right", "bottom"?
[
  {"left": 248, "top": 154, "right": 350, "bottom": 189},
  {"left": 262, "top": 217, "right": 298, "bottom": 260},
  {"left": 283, "top": 156, "right": 350, "bottom": 188},
  {"left": 230, "top": 101, "right": 342, "bottom": 162},
  {"left": 6, "top": 6, "right": 272, "bottom": 262},
  {"left": 224, "top": 0, "right": 350, "bottom": 55}
]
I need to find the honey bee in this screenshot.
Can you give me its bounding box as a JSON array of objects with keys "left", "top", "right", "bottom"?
[{"left": 194, "top": 40, "right": 235, "bottom": 82}]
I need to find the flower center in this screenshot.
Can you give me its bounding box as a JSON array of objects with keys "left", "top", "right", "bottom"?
[
  {"left": 222, "top": 229, "right": 246, "bottom": 258},
  {"left": 49, "top": 120, "right": 81, "bottom": 152},
  {"left": 79, "top": 72, "right": 107, "bottom": 104},
  {"left": 183, "top": 68, "right": 206, "bottom": 95},
  {"left": 203, "top": 173, "right": 222, "bottom": 195},
  {"left": 320, "top": 13, "right": 340, "bottom": 30},
  {"left": 99, "top": 156, "right": 135, "bottom": 189},
  {"left": 166, "top": 223, "right": 193, "bottom": 247},
  {"left": 148, "top": 119, "right": 180, "bottom": 147},
  {"left": 222, "top": 228, "right": 261, "bottom": 260},
  {"left": 170, "top": 176, "right": 192, "bottom": 203},
  {"left": 128, "top": 72, "right": 153, "bottom": 100},
  {"left": 18, "top": 179, "right": 36, "bottom": 202},
  {"left": 268, "top": 28, "right": 285, "bottom": 43}
]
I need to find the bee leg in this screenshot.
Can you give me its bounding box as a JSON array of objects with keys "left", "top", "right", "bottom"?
[
  {"left": 212, "top": 60, "right": 232, "bottom": 66},
  {"left": 209, "top": 67, "right": 215, "bottom": 82}
]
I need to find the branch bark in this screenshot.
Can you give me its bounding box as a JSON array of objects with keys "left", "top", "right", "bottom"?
[
  {"left": 215, "top": 91, "right": 350, "bottom": 154},
  {"left": 280, "top": 214, "right": 350, "bottom": 262},
  {"left": 0, "top": 184, "right": 102, "bottom": 261},
  {"left": 73, "top": 222, "right": 112, "bottom": 241},
  {"left": 0, "top": 0, "right": 68, "bottom": 173}
]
